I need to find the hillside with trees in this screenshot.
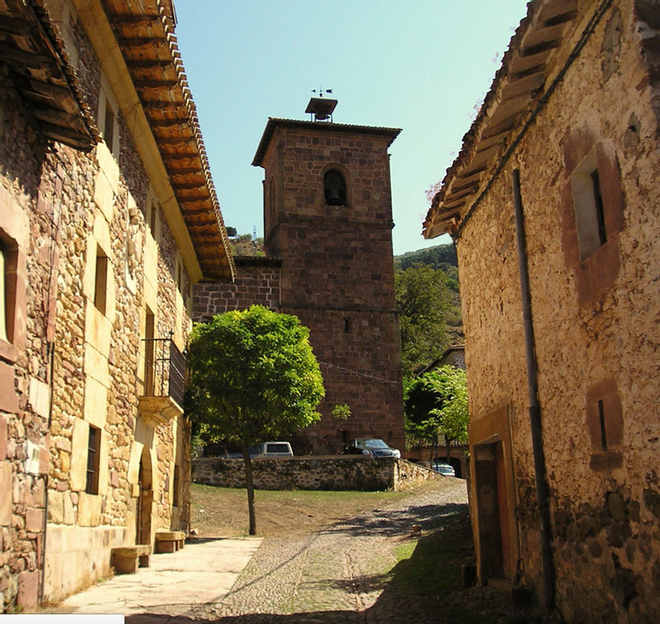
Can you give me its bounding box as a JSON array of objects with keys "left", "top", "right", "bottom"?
[{"left": 394, "top": 243, "right": 463, "bottom": 377}]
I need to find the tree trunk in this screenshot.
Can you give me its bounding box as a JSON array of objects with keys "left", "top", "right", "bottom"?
[{"left": 242, "top": 446, "right": 257, "bottom": 536}]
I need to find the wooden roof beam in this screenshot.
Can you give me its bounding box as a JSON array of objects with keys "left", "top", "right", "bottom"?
[{"left": 0, "top": 43, "right": 57, "bottom": 70}]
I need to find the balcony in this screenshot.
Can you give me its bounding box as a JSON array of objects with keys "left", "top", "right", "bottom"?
[{"left": 138, "top": 337, "right": 186, "bottom": 428}]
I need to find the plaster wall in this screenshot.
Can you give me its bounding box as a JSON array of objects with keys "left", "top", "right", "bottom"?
[{"left": 457, "top": 1, "right": 660, "bottom": 620}]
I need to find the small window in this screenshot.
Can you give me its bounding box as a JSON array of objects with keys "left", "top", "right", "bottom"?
[
  {"left": 586, "top": 378, "right": 623, "bottom": 471},
  {"left": 98, "top": 78, "right": 119, "bottom": 158},
  {"left": 147, "top": 194, "right": 159, "bottom": 239},
  {"left": 0, "top": 235, "right": 18, "bottom": 348},
  {"left": 0, "top": 241, "right": 7, "bottom": 342},
  {"left": 572, "top": 151, "right": 607, "bottom": 260},
  {"left": 85, "top": 425, "right": 101, "bottom": 495},
  {"left": 104, "top": 98, "right": 115, "bottom": 150},
  {"left": 172, "top": 465, "right": 181, "bottom": 507},
  {"left": 94, "top": 247, "right": 108, "bottom": 315},
  {"left": 324, "top": 170, "right": 347, "bottom": 206}
]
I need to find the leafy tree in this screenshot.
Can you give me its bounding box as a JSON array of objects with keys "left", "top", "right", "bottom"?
[
  {"left": 404, "top": 366, "right": 469, "bottom": 461},
  {"left": 395, "top": 265, "right": 452, "bottom": 379},
  {"left": 331, "top": 404, "right": 351, "bottom": 420},
  {"left": 187, "top": 306, "right": 325, "bottom": 535}
]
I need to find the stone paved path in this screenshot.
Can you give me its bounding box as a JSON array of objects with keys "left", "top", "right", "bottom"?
[{"left": 127, "top": 478, "right": 469, "bottom": 623}]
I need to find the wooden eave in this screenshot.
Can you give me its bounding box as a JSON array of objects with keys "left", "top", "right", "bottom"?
[
  {"left": 103, "top": 0, "right": 235, "bottom": 282},
  {"left": 423, "top": 0, "right": 581, "bottom": 239},
  {"left": 0, "top": 0, "right": 99, "bottom": 151}
]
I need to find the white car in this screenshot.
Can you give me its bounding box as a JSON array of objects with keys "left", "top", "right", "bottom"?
[
  {"left": 249, "top": 441, "right": 294, "bottom": 458},
  {"left": 432, "top": 461, "right": 455, "bottom": 477}
]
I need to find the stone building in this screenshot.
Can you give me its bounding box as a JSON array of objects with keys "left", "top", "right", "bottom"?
[
  {"left": 423, "top": 0, "right": 660, "bottom": 621},
  {"left": 0, "top": 0, "right": 233, "bottom": 611},
  {"left": 195, "top": 103, "right": 406, "bottom": 456}
]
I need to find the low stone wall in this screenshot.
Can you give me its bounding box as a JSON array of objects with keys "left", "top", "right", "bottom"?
[{"left": 192, "top": 456, "right": 439, "bottom": 491}]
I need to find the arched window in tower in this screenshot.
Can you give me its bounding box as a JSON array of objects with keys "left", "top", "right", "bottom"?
[{"left": 324, "top": 170, "right": 347, "bottom": 206}]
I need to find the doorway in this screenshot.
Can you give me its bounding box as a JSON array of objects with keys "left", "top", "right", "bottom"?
[
  {"left": 136, "top": 446, "right": 153, "bottom": 545},
  {"left": 474, "top": 441, "right": 512, "bottom": 581}
]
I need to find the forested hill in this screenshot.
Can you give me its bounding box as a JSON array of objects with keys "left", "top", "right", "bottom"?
[{"left": 394, "top": 243, "right": 457, "bottom": 271}]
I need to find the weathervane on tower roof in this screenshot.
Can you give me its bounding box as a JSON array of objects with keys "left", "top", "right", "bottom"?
[{"left": 306, "top": 87, "right": 337, "bottom": 122}]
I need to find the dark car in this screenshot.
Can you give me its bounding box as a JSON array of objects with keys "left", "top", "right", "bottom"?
[{"left": 342, "top": 438, "right": 401, "bottom": 458}]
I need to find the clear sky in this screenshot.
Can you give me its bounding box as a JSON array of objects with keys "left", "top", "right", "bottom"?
[{"left": 174, "top": 1, "right": 529, "bottom": 255}]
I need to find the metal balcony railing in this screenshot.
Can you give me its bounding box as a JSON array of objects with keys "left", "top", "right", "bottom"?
[{"left": 142, "top": 337, "right": 186, "bottom": 408}]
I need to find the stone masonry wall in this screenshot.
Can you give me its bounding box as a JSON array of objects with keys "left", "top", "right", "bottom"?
[
  {"left": 193, "top": 257, "right": 281, "bottom": 320},
  {"left": 0, "top": 71, "right": 54, "bottom": 613},
  {"left": 192, "top": 457, "right": 439, "bottom": 492},
  {"left": 458, "top": 1, "right": 660, "bottom": 620},
  {"left": 0, "top": 4, "right": 194, "bottom": 609}
]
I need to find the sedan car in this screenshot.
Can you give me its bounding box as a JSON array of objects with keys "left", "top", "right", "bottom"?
[{"left": 342, "top": 438, "right": 401, "bottom": 458}]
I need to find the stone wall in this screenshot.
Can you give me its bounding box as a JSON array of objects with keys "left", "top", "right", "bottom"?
[
  {"left": 192, "top": 457, "right": 439, "bottom": 492},
  {"left": 0, "top": 1, "right": 195, "bottom": 610},
  {"left": 0, "top": 71, "right": 54, "bottom": 613},
  {"left": 194, "top": 257, "right": 281, "bottom": 320},
  {"left": 456, "top": 0, "right": 660, "bottom": 620}
]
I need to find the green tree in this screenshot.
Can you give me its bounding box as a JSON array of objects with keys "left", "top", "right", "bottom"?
[
  {"left": 404, "top": 366, "right": 469, "bottom": 462},
  {"left": 187, "top": 306, "right": 325, "bottom": 535},
  {"left": 395, "top": 265, "right": 452, "bottom": 379}
]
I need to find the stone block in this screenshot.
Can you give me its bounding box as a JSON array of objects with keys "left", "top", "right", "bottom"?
[
  {"left": 84, "top": 375, "right": 107, "bottom": 430},
  {"left": 78, "top": 491, "right": 102, "bottom": 527},
  {"left": 0, "top": 414, "right": 6, "bottom": 460},
  {"left": 28, "top": 377, "right": 51, "bottom": 420},
  {"left": 17, "top": 570, "right": 38, "bottom": 610},
  {"left": 26, "top": 508, "right": 43, "bottom": 532},
  {"left": 0, "top": 461, "right": 11, "bottom": 526},
  {"left": 0, "top": 362, "right": 19, "bottom": 414}
]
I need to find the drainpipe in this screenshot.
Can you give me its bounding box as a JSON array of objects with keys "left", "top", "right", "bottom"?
[{"left": 512, "top": 169, "right": 555, "bottom": 610}]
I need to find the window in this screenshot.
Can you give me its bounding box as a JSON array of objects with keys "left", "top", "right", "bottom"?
[
  {"left": 0, "top": 236, "right": 19, "bottom": 350},
  {"left": 85, "top": 425, "right": 101, "bottom": 495},
  {"left": 586, "top": 378, "right": 623, "bottom": 471},
  {"left": 93, "top": 247, "right": 108, "bottom": 315},
  {"left": 104, "top": 98, "right": 115, "bottom": 151},
  {"left": 98, "top": 77, "right": 119, "bottom": 158},
  {"left": 572, "top": 150, "right": 607, "bottom": 260},
  {"left": 0, "top": 240, "right": 7, "bottom": 342},
  {"left": 172, "top": 465, "right": 181, "bottom": 508},
  {"left": 146, "top": 194, "right": 159, "bottom": 239},
  {"left": 324, "top": 170, "right": 347, "bottom": 206}
]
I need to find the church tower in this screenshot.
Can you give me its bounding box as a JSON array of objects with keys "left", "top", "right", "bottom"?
[{"left": 252, "top": 98, "right": 405, "bottom": 454}]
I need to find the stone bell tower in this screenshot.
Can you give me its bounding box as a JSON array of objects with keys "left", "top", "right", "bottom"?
[{"left": 251, "top": 98, "right": 405, "bottom": 454}]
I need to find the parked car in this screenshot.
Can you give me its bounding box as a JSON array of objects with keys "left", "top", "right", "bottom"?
[
  {"left": 249, "top": 441, "right": 294, "bottom": 458},
  {"left": 342, "top": 438, "right": 401, "bottom": 458},
  {"left": 432, "top": 460, "right": 455, "bottom": 477}
]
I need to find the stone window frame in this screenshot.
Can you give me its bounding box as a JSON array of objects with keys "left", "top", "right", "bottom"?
[
  {"left": 97, "top": 73, "right": 120, "bottom": 159},
  {"left": 560, "top": 131, "right": 625, "bottom": 306},
  {"left": 322, "top": 164, "right": 351, "bottom": 207},
  {"left": 586, "top": 377, "right": 623, "bottom": 472},
  {"left": 571, "top": 148, "right": 608, "bottom": 261},
  {"left": 0, "top": 191, "right": 28, "bottom": 364},
  {"left": 0, "top": 236, "right": 19, "bottom": 355},
  {"left": 146, "top": 188, "right": 160, "bottom": 242}
]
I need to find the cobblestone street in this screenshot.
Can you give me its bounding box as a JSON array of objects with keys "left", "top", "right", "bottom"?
[{"left": 108, "top": 479, "right": 550, "bottom": 624}]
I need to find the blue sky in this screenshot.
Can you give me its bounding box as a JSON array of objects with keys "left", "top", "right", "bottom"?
[{"left": 175, "top": 1, "right": 529, "bottom": 255}]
